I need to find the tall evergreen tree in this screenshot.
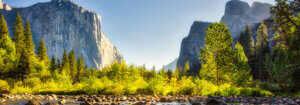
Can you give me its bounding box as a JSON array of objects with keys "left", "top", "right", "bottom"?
[
  {"left": 56, "top": 58, "right": 61, "bottom": 69},
  {"left": 62, "top": 50, "right": 70, "bottom": 75},
  {"left": 238, "top": 24, "right": 256, "bottom": 79},
  {"left": 69, "top": 49, "right": 77, "bottom": 81},
  {"left": 0, "top": 14, "right": 16, "bottom": 79},
  {"left": 12, "top": 13, "right": 25, "bottom": 58},
  {"left": 24, "top": 21, "right": 35, "bottom": 60},
  {"left": 37, "top": 37, "right": 48, "bottom": 61},
  {"left": 232, "top": 42, "right": 251, "bottom": 86},
  {"left": 238, "top": 24, "right": 254, "bottom": 58},
  {"left": 76, "top": 56, "right": 84, "bottom": 81},
  {"left": 50, "top": 55, "right": 56, "bottom": 72},
  {"left": 199, "top": 22, "right": 233, "bottom": 85},
  {"left": 255, "top": 22, "right": 270, "bottom": 81}
]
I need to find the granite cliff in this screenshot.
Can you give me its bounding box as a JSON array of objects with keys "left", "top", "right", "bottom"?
[{"left": 0, "top": 0, "right": 123, "bottom": 69}]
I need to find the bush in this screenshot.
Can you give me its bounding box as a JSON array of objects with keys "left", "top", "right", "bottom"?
[
  {"left": 0, "top": 79, "right": 10, "bottom": 93},
  {"left": 240, "top": 88, "right": 273, "bottom": 97}
]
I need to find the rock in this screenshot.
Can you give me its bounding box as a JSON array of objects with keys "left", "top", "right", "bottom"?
[
  {"left": 0, "top": 0, "right": 123, "bottom": 70},
  {"left": 94, "top": 97, "right": 102, "bottom": 102},
  {"left": 78, "top": 97, "right": 87, "bottom": 101},
  {"left": 220, "top": 0, "right": 272, "bottom": 39},
  {"left": 206, "top": 99, "right": 221, "bottom": 105},
  {"left": 45, "top": 102, "right": 59, "bottom": 105},
  {"left": 177, "top": 21, "right": 211, "bottom": 72},
  {"left": 133, "top": 101, "right": 145, "bottom": 105},
  {"left": 25, "top": 99, "right": 42, "bottom": 105},
  {"left": 159, "top": 96, "right": 171, "bottom": 102},
  {"left": 121, "top": 96, "right": 127, "bottom": 101},
  {"left": 58, "top": 99, "right": 65, "bottom": 105}
]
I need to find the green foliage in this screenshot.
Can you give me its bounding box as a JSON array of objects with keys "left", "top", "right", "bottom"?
[
  {"left": 270, "top": 0, "right": 299, "bottom": 92},
  {"left": 37, "top": 38, "right": 48, "bottom": 61},
  {"left": 200, "top": 22, "right": 234, "bottom": 85},
  {"left": 69, "top": 49, "right": 77, "bottom": 81},
  {"left": 24, "top": 21, "right": 35, "bottom": 62},
  {"left": 0, "top": 79, "right": 10, "bottom": 93},
  {"left": 0, "top": 14, "right": 16, "bottom": 79},
  {"left": 265, "top": 44, "right": 294, "bottom": 91},
  {"left": 13, "top": 13, "right": 25, "bottom": 58},
  {"left": 184, "top": 61, "right": 190, "bottom": 76},
  {"left": 232, "top": 43, "right": 251, "bottom": 86},
  {"left": 238, "top": 24, "right": 255, "bottom": 58},
  {"left": 255, "top": 22, "right": 270, "bottom": 81},
  {"left": 76, "top": 56, "right": 84, "bottom": 82},
  {"left": 61, "top": 50, "right": 70, "bottom": 75}
]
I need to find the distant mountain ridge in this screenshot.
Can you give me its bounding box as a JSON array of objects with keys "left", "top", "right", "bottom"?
[
  {"left": 0, "top": 0, "right": 123, "bottom": 69},
  {"left": 164, "top": 58, "right": 178, "bottom": 71},
  {"left": 176, "top": 0, "right": 272, "bottom": 72}
]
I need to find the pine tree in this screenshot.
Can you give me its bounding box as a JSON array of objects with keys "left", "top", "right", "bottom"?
[
  {"left": 69, "top": 49, "right": 77, "bottom": 81},
  {"left": 76, "top": 56, "right": 84, "bottom": 81},
  {"left": 56, "top": 58, "right": 61, "bottom": 69},
  {"left": 255, "top": 22, "right": 270, "bottom": 81},
  {"left": 50, "top": 55, "right": 56, "bottom": 72},
  {"left": 62, "top": 50, "right": 70, "bottom": 75},
  {"left": 199, "top": 22, "right": 233, "bottom": 85},
  {"left": 232, "top": 42, "right": 251, "bottom": 86},
  {"left": 184, "top": 61, "right": 190, "bottom": 76},
  {"left": 37, "top": 37, "right": 48, "bottom": 61},
  {"left": 24, "top": 21, "right": 35, "bottom": 59},
  {"left": 23, "top": 20, "right": 35, "bottom": 72},
  {"left": 12, "top": 13, "right": 25, "bottom": 58},
  {"left": 0, "top": 14, "right": 16, "bottom": 79},
  {"left": 238, "top": 24, "right": 256, "bottom": 79},
  {"left": 238, "top": 24, "right": 254, "bottom": 58}
]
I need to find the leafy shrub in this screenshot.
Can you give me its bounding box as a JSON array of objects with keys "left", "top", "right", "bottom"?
[{"left": 0, "top": 79, "right": 10, "bottom": 93}]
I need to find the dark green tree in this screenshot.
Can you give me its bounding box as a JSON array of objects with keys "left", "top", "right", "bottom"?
[
  {"left": 12, "top": 13, "right": 25, "bottom": 58},
  {"left": 76, "top": 56, "right": 84, "bottom": 81},
  {"left": 270, "top": 0, "right": 299, "bottom": 91},
  {"left": 232, "top": 42, "right": 251, "bottom": 86},
  {"left": 238, "top": 24, "right": 254, "bottom": 58},
  {"left": 24, "top": 21, "right": 35, "bottom": 60},
  {"left": 255, "top": 22, "right": 270, "bottom": 81},
  {"left": 50, "top": 55, "right": 56, "bottom": 72},
  {"left": 69, "top": 49, "right": 77, "bottom": 81},
  {"left": 238, "top": 24, "right": 256, "bottom": 79},
  {"left": 37, "top": 37, "right": 48, "bottom": 61},
  {"left": 199, "top": 22, "right": 233, "bottom": 85},
  {"left": 0, "top": 14, "right": 16, "bottom": 79},
  {"left": 62, "top": 50, "right": 70, "bottom": 75}
]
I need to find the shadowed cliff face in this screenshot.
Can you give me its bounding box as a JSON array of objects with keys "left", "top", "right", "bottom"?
[
  {"left": 177, "top": 21, "right": 211, "bottom": 73},
  {"left": 176, "top": 0, "right": 272, "bottom": 72},
  {"left": 0, "top": 0, "right": 123, "bottom": 69}
]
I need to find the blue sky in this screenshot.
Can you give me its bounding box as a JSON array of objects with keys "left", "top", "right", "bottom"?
[{"left": 3, "top": 0, "right": 276, "bottom": 69}]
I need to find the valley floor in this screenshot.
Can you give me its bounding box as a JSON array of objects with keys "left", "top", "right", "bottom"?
[{"left": 0, "top": 94, "right": 299, "bottom": 105}]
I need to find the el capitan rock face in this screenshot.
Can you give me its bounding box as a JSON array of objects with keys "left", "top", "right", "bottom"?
[
  {"left": 176, "top": 0, "right": 272, "bottom": 72},
  {"left": 0, "top": 0, "right": 122, "bottom": 69}
]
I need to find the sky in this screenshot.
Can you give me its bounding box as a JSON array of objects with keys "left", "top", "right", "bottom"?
[{"left": 3, "top": 0, "right": 276, "bottom": 69}]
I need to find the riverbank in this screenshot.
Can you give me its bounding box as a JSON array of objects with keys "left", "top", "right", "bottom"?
[{"left": 0, "top": 94, "right": 299, "bottom": 105}]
